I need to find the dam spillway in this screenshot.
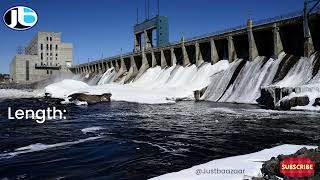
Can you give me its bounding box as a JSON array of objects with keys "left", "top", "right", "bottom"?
[
  {"left": 71, "top": 10, "right": 320, "bottom": 77},
  {"left": 65, "top": 9, "right": 320, "bottom": 109}
]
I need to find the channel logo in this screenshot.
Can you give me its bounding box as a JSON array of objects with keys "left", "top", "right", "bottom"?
[
  {"left": 3, "top": 6, "right": 38, "bottom": 30},
  {"left": 280, "top": 157, "right": 315, "bottom": 178}
]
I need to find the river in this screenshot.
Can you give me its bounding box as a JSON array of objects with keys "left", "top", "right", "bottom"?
[{"left": 0, "top": 98, "right": 319, "bottom": 179}]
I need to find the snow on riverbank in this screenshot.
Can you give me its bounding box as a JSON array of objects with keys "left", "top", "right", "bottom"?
[
  {"left": 150, "top": 144, "right": 317, "bottom": 180},
  {"left": 0, "top": 89, "right": 43, "bottom": 99},
  {"left": 44, "top": 62, "right": 229, "bottom": 104}
]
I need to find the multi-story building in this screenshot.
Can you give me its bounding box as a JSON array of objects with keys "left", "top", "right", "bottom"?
[{"left": 10, "top": 32, "right": 73, "bottom": 83}]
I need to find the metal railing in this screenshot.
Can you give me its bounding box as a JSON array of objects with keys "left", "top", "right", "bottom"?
[{"left": 35, "top": 64, "right": 61, "bottom": 69}]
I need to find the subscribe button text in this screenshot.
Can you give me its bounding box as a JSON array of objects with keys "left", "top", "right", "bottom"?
[{"left": 280, "top": 157, "right": 315, "bottom": 178}]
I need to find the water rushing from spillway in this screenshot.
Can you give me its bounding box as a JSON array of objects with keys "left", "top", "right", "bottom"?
[
  {"left": 202, "top": 53, "right": 320, "bottom": 105},
  {"left": 1, "top": 54, "right": 320, "bottom": 179},
  {"left": 3, "top": 53, "right": 317, "bottom": 107},
  {"left": 65, "top": 52, "right": 320, "bottom": 106},
  {"left": 46, "top": 61, "right": 230, "bottom": 104},
  {"left": 203, "top": 56, "right": 282, "bottom": 103}
]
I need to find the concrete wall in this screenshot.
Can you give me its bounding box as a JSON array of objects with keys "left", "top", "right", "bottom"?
[
  {"left": 59, "top": 43, "right": 73, "bottom": 67},
  {"left": 10, "top": 55, "right": 44, "bottom": 83},
  {"left": 10, "top": 32, "right": 73, "bottom": 83},
  {"left": 74, "top": 14, "right": 320, "bottom": 82}
]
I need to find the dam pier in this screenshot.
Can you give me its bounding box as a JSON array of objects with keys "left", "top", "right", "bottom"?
[{"left": 71, "top": 10, "right": 320, "bottom": 84}]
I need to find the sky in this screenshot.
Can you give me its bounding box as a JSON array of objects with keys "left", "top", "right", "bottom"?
[{"left": 0, "top": 0, "right": 303, "bottom": 73}]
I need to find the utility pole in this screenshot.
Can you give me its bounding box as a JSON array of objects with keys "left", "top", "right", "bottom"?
[
  {"left": 247, "top": 10, "right": 252, "bottom": 20},
  {"left": 147, "top": 0, "right": 150, "bottom": 19},
  {"left": 136, "top": 7, "right": 139, "bottom": 24},
  {"left": 158, "top": 0, "right": 160, "bottom": 16},
  {"left": 145, "top": 0, "right": 147, "bottom": 20}
]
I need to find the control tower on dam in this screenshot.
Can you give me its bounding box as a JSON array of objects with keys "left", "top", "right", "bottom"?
[{"left": 71, "top": 3, "right": 320, "bottom": 83}]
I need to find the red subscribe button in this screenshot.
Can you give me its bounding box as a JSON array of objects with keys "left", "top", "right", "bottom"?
[{"left": 280, "top": 157, "right": 315, "bottom": 177}]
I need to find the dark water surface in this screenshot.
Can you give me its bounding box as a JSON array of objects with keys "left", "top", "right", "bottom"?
[{"left": 0, "top": 98, "right": 319, "bottom": 180}]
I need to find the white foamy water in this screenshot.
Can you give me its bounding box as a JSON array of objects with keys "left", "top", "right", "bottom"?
[
  {"left": 272, "top": 54, "right": 320, "bottom": 111},
  {"left": 208, "top": 107, "right": 237, "bottom": 114},
  {"left": 0, "top": 136, "right": 103, "bottom": 159},
  {"left": 87, "top": 73, "right": 103, "bottom": 85},
  {"left": 151, "top": 144, "right": 317, "bottom": 180},
  {"left": 45, "top": 61, "right": 229, "bottom": 104},
  {"left": 97, "top": 68, "right": 116, "bottom": 85},
  {"left": 202, "top": 59, "right": 244, "bottom": 102},
  {"left": 203, "top": 55, "right": 281, "bottom": 104},
  {"left": 44, "top": 79, "right": 90, "bottom": 98},
  {"left": 81, "top": 126, "right": 105, "bottom": 134},
  {"left": 273, "top": 55, "right": 316, "bottom": 88},
  {"left": 202, "top": 53, "right": 320, "bottom": 108},
  {"left": 42, "top": 53, "right": 320, "bottom": 110},
  {"left": 220, "top": 57, "right": 276, "bottom": 103}
]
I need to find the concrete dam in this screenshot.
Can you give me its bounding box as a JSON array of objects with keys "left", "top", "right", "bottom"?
[{"left": 70, "top": 9, "right": 320, "bottom": 109}]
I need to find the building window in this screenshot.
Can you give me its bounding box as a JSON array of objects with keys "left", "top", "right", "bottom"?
[
  {"left": 56, "top": 45, "right": 58, "bottom": 50},
  {"left": 41, "top": 44, "right": 43, "bottom": 50},
  {"left": 50, "top": 53, "right": 52, "bottom": 56},
  {"left": 56, "top": 53, "right": 58, "bottom": 56},
  {"left": 47, "top": 70, "right": 49, "bottom": 74},
  {"left": 46, "top": 37, "right": 49, "bottom": 41},
  {"left": 50, "top": 44, "right": 52, "bottom": 50},
  {"left": 56, "top": 57, "right": 58, "bottom": 60},
  {"left": 26, "top": 60, "right": 30, "bottom": 81},
  {"left": 50, "top": 37, "right": 52, "bottom": 41},
  {"left": 46, "top": 44, "right": 48, "bottom": 50},
  {"left": 41, "top": 53, "right": 43, "bottom": 60}
]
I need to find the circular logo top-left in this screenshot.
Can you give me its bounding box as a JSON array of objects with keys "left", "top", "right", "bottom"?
[{"left": 3, "top": 6, "right": 38, "bottom": 30}]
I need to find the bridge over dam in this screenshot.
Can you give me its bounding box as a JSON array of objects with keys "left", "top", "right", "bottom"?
[{"left": 71, "top": 10, "right": 320, "bottom": 84}]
